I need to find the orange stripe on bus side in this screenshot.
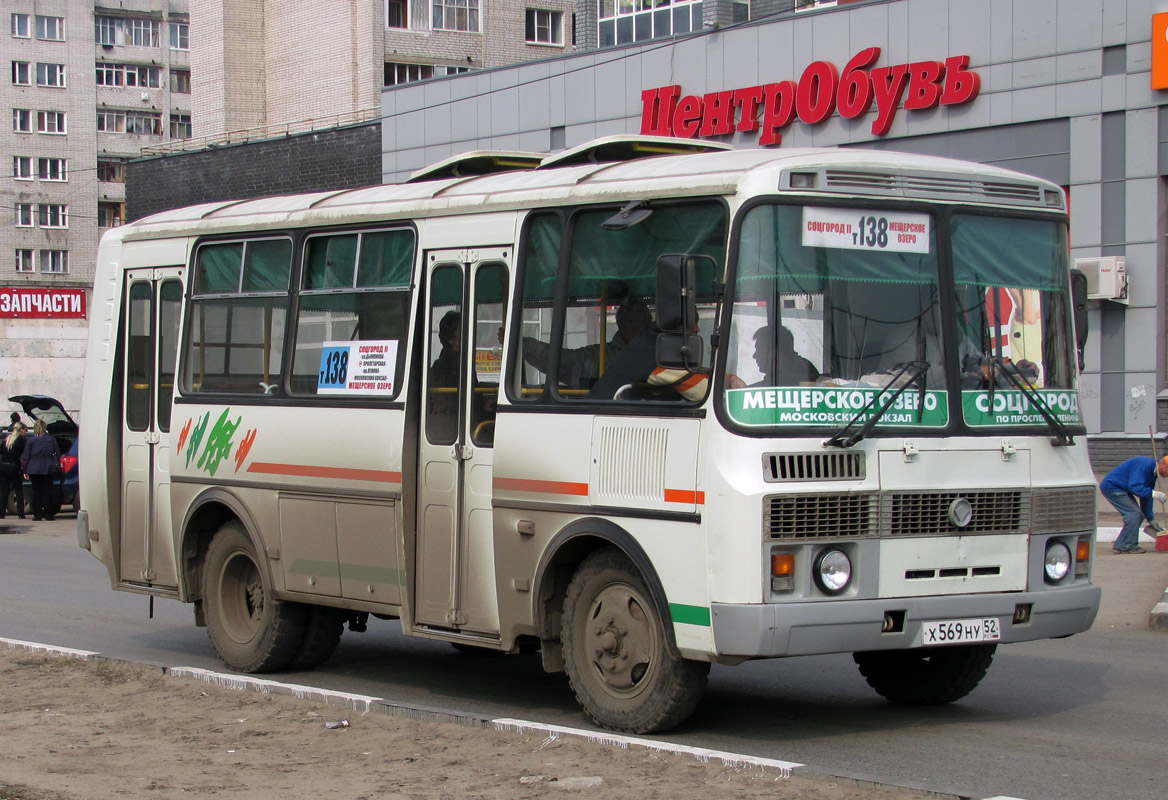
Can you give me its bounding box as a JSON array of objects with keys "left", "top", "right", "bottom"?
[
  {"left": 493, "top": 477, "right": 589, "bottom": 496},
  {"left": 664, "top": 489, "right": 705, "bottom": 505},
  {"left": 247, "top": 462, "right": 402, "bottom": 484}
]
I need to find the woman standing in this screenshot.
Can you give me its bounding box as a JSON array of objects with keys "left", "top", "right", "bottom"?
[
  {"left": 0, "top": 422, "right": 27, "bottom": 519},
  {"left": 20, "top": 420, "right": 60, "bottom": 521}
]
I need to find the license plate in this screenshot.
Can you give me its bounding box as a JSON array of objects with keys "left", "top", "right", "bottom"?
[{"left": 921, "top": 617, "right": 1001, "bottom": 645}]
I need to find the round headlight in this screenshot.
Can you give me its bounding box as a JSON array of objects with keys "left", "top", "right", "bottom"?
[
  {"left": 1044, "top": 541, "right": 1072, "bottom": 583},
  {"left": 814, "top": 549, "right": 852, "bottom": 595}
]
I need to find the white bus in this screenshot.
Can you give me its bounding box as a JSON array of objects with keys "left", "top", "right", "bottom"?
[{"left": 79, "top": 136, "right": 1100, "bottom": 734}]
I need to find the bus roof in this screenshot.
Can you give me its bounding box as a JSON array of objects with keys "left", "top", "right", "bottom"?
[{"left": 116, "top": 139, "right": 1065, "bottom": 243}]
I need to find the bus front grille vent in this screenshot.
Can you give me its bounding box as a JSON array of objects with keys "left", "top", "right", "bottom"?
[
  {"left": 883, "top": 490, "right": 1026, "bottom": 536},
  {"left": 766, "top": 493, "right": 876, "bottom": 539},
  {"left": 1031, "top": 485, "right": 1096, "bottom": 533},
  {"left": 764, "top": 452, "right": 865, "bottom": 482}
]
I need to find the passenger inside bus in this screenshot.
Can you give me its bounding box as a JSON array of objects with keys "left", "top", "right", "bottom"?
[
  {"left": 523, "top": 298, "right": 652, "bottom": 390},
  {"left": 427, "top": 310, "right": 462, "bottom": 443}
]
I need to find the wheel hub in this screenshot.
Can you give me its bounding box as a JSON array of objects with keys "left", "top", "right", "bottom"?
[{"left": 585, "top": 585, "right": 655, "bottom": 693}]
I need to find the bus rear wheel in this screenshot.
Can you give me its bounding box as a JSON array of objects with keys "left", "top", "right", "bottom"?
[
  {"left": 203, "top": 521, "right": 306, "bottom": 673},
  {"left": 288, "top": 606, "right": 346, "bottom": 670},
  {"left": 853, "top": 643, "right": 996, "bottom": 705},
  {"left": 561, "top": 547, "right": 708, "bottom": 734}
]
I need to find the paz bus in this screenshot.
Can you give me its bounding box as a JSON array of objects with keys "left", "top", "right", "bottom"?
[{"left": 78, "top": 136, "right": 1100, "bottom": 734}]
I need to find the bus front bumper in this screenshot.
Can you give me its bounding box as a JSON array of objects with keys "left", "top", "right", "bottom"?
[{"left": 710, "top": 584, "right": 1101, "bottom": 658}]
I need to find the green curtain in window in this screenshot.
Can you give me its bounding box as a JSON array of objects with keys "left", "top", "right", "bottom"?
[
  {"left": 736, "top": 205, "right": 937, "bottom": 298},
  {"left": 951, "top": 215, "right": 1066, "bottom": 292},
  {"left": 304, "top": 236, "right": 355, "bottom": 290},
  {"left": 357, "top": 230, "right": 414, "bottom": 288},
  {"left": 195, "top": 243, "right": 243, "bottom": 294},
  {"left": 522, "top": 213, "right": 563, "bottom": 303},
  {"left": 242, "top": 239, "right": 293, "bottom": 292},
  {"left": 566, "top": 204, "right": 725, "bottom": 301}
]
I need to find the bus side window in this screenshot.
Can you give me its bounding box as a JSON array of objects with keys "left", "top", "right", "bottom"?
[
  {"left": 183, "top": 238, "right": 291, "bottom": 395},
  {"left": 471, "top": 263, "right": 507, "bottom": 446},
  {"left": 510, "top": 212, "right": 561, "bottom": 402}
]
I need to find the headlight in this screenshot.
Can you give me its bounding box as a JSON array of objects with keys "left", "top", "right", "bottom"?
[
  {"left": 814, "top": 548, "right": 852, "bottom": 595},
  {"left": 1044, "top": 541, "right": 1072, "bottom": 583}
]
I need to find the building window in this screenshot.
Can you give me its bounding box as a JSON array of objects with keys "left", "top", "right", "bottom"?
[
  {"left": 38, "top": 204, "right": 68, "bottom": 228},
  {"left": 15, "top": 204, "right": 33, "bottom": 227},
  {"left": 598, "top": 0, "right": 702, "bottom": 48},
  {"left": 98, "top": 110, "right": 162, "bottom": 135},
  {"left": 384, "top": 62, "right": 471, "bottom": 86},
  {"left": 12, "top": 61, "right": 29, "bottom": 85},
  {"left": 127, "top": 65, "right": 161, "bottom": 88},
  {"left": 36, "top": 15, "right": 64, "bottom": 41},
  {"left": 13, "top": 109, "right": 32, "bottom": 132},
  {"left": 96, "top": 63, "right": 120, "bottom": 86},
  {"left": 795, "top": 0, "right": 837, "bottom": 10},
  {"left": 98, "top": 158, "right": 127, "bottom": 182},
  {"left": 131, "top": 19, "right": 160, "bottom": 47},
  {"left": 171, "top": 69, "right": 190, "bottom": 93},
  {"left": 39, "top": 250, "right": 68, "bottom": 274},
  {"left": 15, "top": 250, "right": 34, "bottom": 273},
  {"left": 12, "top": 13, "right": 30, "bottom": 38},
  {"left": 95, "top": 16, "right": 121, "bottom": 45},
  {"left": 170, "top": 113, "right": 191, "bottom": 139},
  {"left": 99, "top": 202, "right": 125, "bottom": 228},
  {"left": 169, "top": 21, "right": 189, "bottom": 50},
  {"left": 37, "top": 157, "right": 67, "bottom": 181},
  {"left": 526, "top": 9, "right": 562, "bottom": 44},
  {"left": 13, "top": 156, "right": 32, "bottom": 180},
  {"left": 96, "top": 63, "right": 161, "bottom": 88},
  {"left": 432, "top": 0, "right": 478, "bottom": 32},
  {"left": 385, "top": 62, "right": 434, "bottom": 86},
  {"left": 387, "top": 0, "right": 408, "bottom": 28},
  {"left": 37, "top": 110, "right": 66, "bottom": 134},
  {"left": 35, "top": 62, "right": 65, "bottom": 87}
]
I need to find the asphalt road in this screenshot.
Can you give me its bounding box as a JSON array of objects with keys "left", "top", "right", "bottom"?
[{"left": 2, "top": 515, "right": 1166, "bottom": 800}]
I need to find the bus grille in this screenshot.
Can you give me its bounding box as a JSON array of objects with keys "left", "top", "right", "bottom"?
[
  {"left": 764, "top": 451, "right": 865, "bottom": 482},
  {"left": 822, "top": 170, "right": 1044, "bottom": 206},
  {"left": 882, "top": 490, "right": 1026, "bottom": 535},
  {"left": 766, "top": 493, "right": 876, "bottom": 539},
  {"left": 1031, "top": 485, "right": 1096, "bottom": 533}
]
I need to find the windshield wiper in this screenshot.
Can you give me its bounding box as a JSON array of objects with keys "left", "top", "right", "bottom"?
[
  {"left": 824, "top": 360, "right": 930, "bottom": 449},
  {"left": 991, "top": 357, "right": 1075, "bottom": 447}
]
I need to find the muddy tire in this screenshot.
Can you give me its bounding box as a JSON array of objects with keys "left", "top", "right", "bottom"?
[
  {"left": 288, "top": 606, "right": 346, "bottom": 670},
  {"left": 561, "top": 547, "right": 708, "bottom": 734},
  {"left": 853, "top": 643, "right": 996, "bottom": 705},
  {"left": 203, "top": 521, "right": 306, "bottom": 672}
]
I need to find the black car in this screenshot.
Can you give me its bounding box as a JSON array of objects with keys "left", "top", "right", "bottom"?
[{"left": 4, "top": 395, "right": 78, "bottom": 517}]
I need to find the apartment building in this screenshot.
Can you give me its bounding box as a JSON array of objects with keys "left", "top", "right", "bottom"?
[
  {"left": 2, "top": 1, "right": 191, "bottom": 413},
  {"left": 188, "top": 0, "right": 579, "bottom": 142}
]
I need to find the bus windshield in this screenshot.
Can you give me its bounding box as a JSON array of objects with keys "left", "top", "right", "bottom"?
[{"left": 724, "top": 203, "right": 1080, "bottom": 434}]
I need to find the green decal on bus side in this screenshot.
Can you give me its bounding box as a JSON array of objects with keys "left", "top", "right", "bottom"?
[{"left": 669, "top": 603, "right": 711, "bottom": 627}]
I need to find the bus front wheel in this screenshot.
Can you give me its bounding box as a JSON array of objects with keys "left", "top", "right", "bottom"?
[
  {"left": 203, "top": 521, "right": 306, "bottom": 673},
  {"left": 561, "top": 547, "right": 708, "bottom": 734},
  {"left": 853, "top": 643, "right": 996, "bottom": 705}
]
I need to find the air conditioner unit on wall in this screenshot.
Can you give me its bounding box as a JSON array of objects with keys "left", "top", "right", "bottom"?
[{"left": 1074, "top": 256, "right": 1128, "bottom": 303}]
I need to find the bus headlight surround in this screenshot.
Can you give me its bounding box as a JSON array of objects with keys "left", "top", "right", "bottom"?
[
  {"left": 813, "top": 548, "right": 852, "bottom": 595},
  {"left": 1044, "top": 540, "right": 1072, "bottom": 583}
]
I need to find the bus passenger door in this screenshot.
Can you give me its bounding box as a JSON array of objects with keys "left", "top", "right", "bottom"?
[
  {"left": 119, "top": 268, "right": 183, "bottom": 589},
  {"left": 415, "top": 251, "right": 508, "bottom": 634}
]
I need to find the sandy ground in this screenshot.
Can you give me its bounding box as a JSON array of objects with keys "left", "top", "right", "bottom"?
[{"left": 0, "top": 647, "right": 939, "bottom": 800}]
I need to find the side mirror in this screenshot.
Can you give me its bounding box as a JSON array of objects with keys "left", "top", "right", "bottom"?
[
  {"left": 656, "top": 332, "right": 704, "bottom": 370},
  {"left": 1069, "top": 268, "right": 1089, "bottom": 371},
  {"left": 656, "top": 253, "right": 709, "bottom": 333}
]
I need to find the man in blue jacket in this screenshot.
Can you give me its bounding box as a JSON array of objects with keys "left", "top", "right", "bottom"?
[{"left": 1099, "top": 456, "right": 1168, "bottom": 553}]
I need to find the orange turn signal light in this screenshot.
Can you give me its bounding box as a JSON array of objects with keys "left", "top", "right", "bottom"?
[
  {"left": 1076, "top": 539, "right": 1091, "bottom": 563},
  {"left": 772, "top": 553, "right": 795, "bottom": 577}
]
